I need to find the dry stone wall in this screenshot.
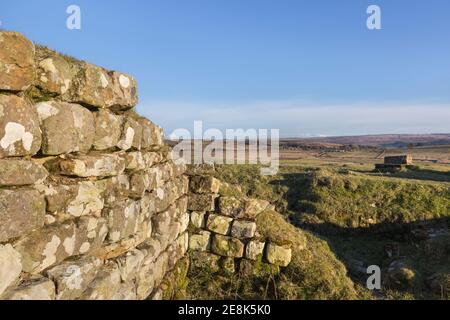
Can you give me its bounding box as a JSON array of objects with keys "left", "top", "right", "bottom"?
[
  {"left": 0, "top": 31, "right": 189, "bottom": 300},
  {"left": 186, "top": 164, "right": 293, "bottom": 273},
  {"left": 0, "top": 31, "right": 292, "bottom": 301}
]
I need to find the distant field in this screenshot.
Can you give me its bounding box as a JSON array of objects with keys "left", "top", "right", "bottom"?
[
  {"left": 167, "top": 135, "right": 450, "bottom": 179},
  {"left": 280, "top": 133, "right": 450, "bottom": 147},
  {"left": 281, "top": 145, "right": 450, "bottom": 169}
]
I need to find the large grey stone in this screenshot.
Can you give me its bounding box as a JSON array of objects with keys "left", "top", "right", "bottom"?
[
  {"left": 117, "top": 117, "right": 142, "bottom": 151},
  {"left": 265, "top": 243, "right": 292, "bottom": 267},
  {"left": 36, "top": 101, "right": 95, "bottom": 155},
  {"left": 245, "top": 240, "right": 266, "bottom": 260},
  {"left": 206, "top": 214, "right": 233, "bottom": 235},
  {"left": 0, "top": 159, "right": 48, "bottom": 186},
  {"left": 190, "top": 176, "right": 221, "bottom": 194},
  {"left": 74, "top": 217, "right": 108, "bottom": 255},
  {"left": 0, "top": 244, "right": 22, "bottom": 296},
  {"left": 124, "top": 151, "right": 146, "bottom": 171},
  {"left": 45, "top": 153, "right": 126, "bottom": 177},
  {"left": 78, "top": 261, "right": 122, "bottom": 300},
  {"left": 106, "top": 200, "right": 140, "bottom": 243},
  {"left": 46, "top": 256, "right": 102, "bottom": 300},
  {"left": 138, "top": 118, "right": 164, "bottom": 149},
  {"left": 115, "top": 249, "right": 145, "bottom": 282},
  {"left": 2, "top": 276, "right": 55, "bottom": 300},
  {"left": 0, "top": 188, "right": 46, "bottom": 243},
  {"left": 211, "top": 235, "right": 244, "bottom": 258},
  {"left": 219, "top": 197, "right": 269, "bottom": 219},
  {"left": 92, "top": 110, "right": 122, "bottom": 150},
  {"left": 0, "top": 31, "right": 35, "bottom": 92},
  {"left": 189, "top": 231, "right": 211, "bottom": 252},
  {"left": 0, "top": 95, "right": 42, "bottom": 158},
  {"left": 34, "top": 46, "right": 77, "bottom": 96},
  {"left": 190, "top": 211, "right": 206, "bottom": 229},
  {"left": 231, "top": 220, "right": 257, "bottom": 239},
  {"left": 188, "top": 194, "right": 216, "bottom": 212},
  {"left": 14, "top": 222, "right": 77, "bottom": 273}
]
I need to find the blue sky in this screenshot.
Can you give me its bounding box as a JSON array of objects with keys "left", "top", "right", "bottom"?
[{"left": 2, "top": 0, "right": 450, "bottom": 137}]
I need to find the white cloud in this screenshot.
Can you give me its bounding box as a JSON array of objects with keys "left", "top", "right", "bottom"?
[{"left": 136, "top": 99, "right": 450, "bottom": 138}]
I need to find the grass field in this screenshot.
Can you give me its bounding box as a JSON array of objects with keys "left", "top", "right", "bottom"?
[
  {"left": 183, "top": 138, "right": 449, "bottom": 299},
  {"left": 206, "top": 141, "right": 450, "bottom": 300}
]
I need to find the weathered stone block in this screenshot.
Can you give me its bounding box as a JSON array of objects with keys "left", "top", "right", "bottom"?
[
  {"left": 219, "top": 257, "right": 235, "bottom": 275},
  {"left": 75, "top": 217, "right": 108, "bottom": 254},
  {"left": 206, "top": 214, "right": 233, "bottom": 235},
  {"left": 42, "top": 184, "right": 79, "bottom": 215},
  {"left": 231, "top": 220, "right": 257, "bottom": 239},
  {"left": 218, "top": 196, "right": 244, "bottom": 218},
  {"left": 152, "top": 207, "right": 174, "bottom": 249},
  {"left": 71, "top": 63, "right": 115, "bottom": 109},
  {"left": 109, "top": 71, "right": 138, "bottom": 110},
  {"left": 43, "top": 181, "right": 104, "bottom": 219},
  {"left": 190, "top": 251, "right": 220, "bottom": 272},
  {"left": 157, "top": 162, "right": 175, "bottom": 182},
  {"left": 146, "top": 168, "right": 159, "bottom": 191},
  {"left": 36, "top": 101, "right": 95, "bottom": 155},
  {"left": 211, "top": 235, "right": 244, "bottom": 258},
  {"left": 188, "top": 194, "right": 216, "bottom": 212},
  {"left": 139, "top": 193, "right": 156, "bottom": 221},
  {"left": 115, "top": 249, "right": 145, "bottom": 282},
  {"left": 0, "top": 244, "right": 22, "bottom": 296},
  {"left": 2, "top": 276, "right": 55, "bottom": 300},
  {"left": 125, "top": 151, "right": 146, "bottom": 170},
  {"left": 0, "top": 95, "right": 42, "bottom": 158},
  {"left": 172, "top": 159, "right": 187, "bottom": 177},
  {"left": 106, "top": 200, "right": 140, "bottom": 243},
  {"left": 14, "top": 222, "right": 77, "bottom": 273},
  {"left": 146, "top": 150, "right": 164, "bottom": 165},
  {"left": 265, "top": 243, "right": 292, "bottom": 267},
  {"left": 92, "top": 110, "right": 122, "bottom": 150},
  {"left": 0, "top": 188, "right": 45, "bottom": 243},
  {"left": 190, "top": 211, "right": 206, "bottom": 229},
  {"left": 167, "top": 233, "right": 189, "bottom": 269},
  {"left": 35, "top": 45, "right": 80, "bottom": 96},
  {"left": 117, "top": 117, "right": 142, "bottom": 151},
  {"left": 245, "top": 240, "right": 266, "bottom": 260},
  {"left": 67, "top": 182, "right": 104, "bottom": 218},
  {"left": 0, "top": 31, "right": 35, "bottom": 92},
  {"left": 243, "top": 198, "right": 271, "bottom": 219},
  {"left": 111, "top": 281, "right": 137, "bottom": 300},
  {"left": 95, "top": 174, "right": 130, "bottom": 206},
  {"left": 185, "top": 163, "right": 215, "bottom": 176},
  {"left": 178, "top": 212, "right": 190, "bottom": 234},
  {"left": 79, "top": 261, "right": 121, "bottom": 300},
  {"left": 219, "top": 197, "right": 269, "bottom": 219},
  {"left": 45, "top": 153, "right": 126, "bottom": 177},
  {"left": 0, "top": 159, "right": 48, "bottom": 186},
  {"left": 34, "top": 46, "right": 76, "bottom": 96},
  {"left": 189, "top": 231, "right": 211, "bottom": 252},
  {"left": 190, "top": 175, "right": 221, "bottom": 194},
  {"left": 138, "top": 238, "right": 162, "bottom": 265},
  {"left": 129, "top": 171, "right": 150, "bottom": 199},
  {"left": 138, "top": 118, "right": 164, "bottom": 149},
  {"left": 136, "top": 251, "right": 168, "bottom": 300},
  {"left": 46, "top": 256, "right": 102, "bottom": 300},
  {"left": 177, "top": 195, "right": 189, "bottom": 216}
]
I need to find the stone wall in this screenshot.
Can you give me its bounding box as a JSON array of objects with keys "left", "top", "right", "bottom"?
[
  {"left": 186, "top": 164, "right": 293, "bottom": 273},
  {"left": 0, "top": 31, "right": 189, "bottom": 300}
]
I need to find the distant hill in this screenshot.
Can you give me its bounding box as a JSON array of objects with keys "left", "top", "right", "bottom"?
[{"left": 282, "top": 134, "right": 450, "bottom": 148}]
